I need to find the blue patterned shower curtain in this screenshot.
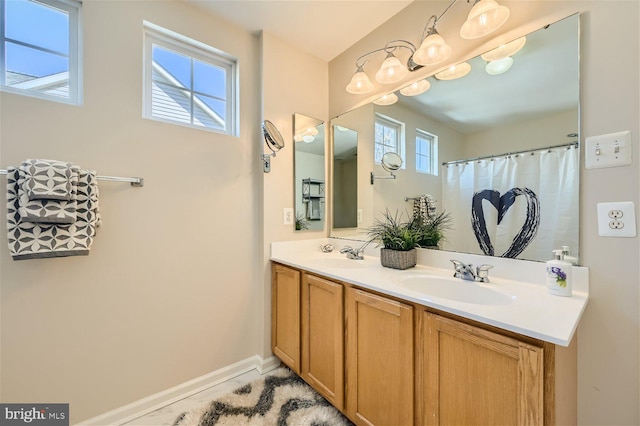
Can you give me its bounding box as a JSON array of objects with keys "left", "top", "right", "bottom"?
[{"left": 442, "top": 145, "right": 579, "bottom": 261}]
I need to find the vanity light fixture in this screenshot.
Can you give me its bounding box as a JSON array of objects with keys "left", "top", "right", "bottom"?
[
  {"left": 481, "top": 36, "right": 526, "bottom": 61},
  {"left": 373, "top": 93, "right": 399, "bottom": 106},
  {"left": 400, "top": 79, "right": 431, "bottom": 96},
  {"left": 460, "top": 0, "right": 510, "bottom": 39},
  {"left": 413, "top": 14, "right": 452, "bottom": 66},
  {"left": 485, "top": 56, "right": 513, "bottom": 75},
  {"left": 435, "top": 62, "right": 472, "bottom": 80},
  {"left": 345, "top": 64, "right": 375, "bottom": 94},
  {"left": 294, "top": 126, "right": 319, "bottom": 143},
  {"left": 344, "top": 0, "right": 511, "bottom": 95},
  {"left": 375, "top": 51, "right": 409, "bottom": 84},
  {"left": 345, "top": 40, "right": 420, "bottom": 95}
]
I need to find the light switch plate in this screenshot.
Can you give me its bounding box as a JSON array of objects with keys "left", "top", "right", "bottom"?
[
  {"left": 597, "top": 201, "right": 636, "bottom": 237},
  {"left": 585, "top": 131, "right": 632, "bottom": 169}
]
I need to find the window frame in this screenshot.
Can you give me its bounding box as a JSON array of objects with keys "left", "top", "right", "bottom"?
[
  {"left": 415, "top": 128, "right": 438, "bottom": 176},
  {"left": 142, "top": 21, "right": 239, "bottom": 136},
  {"left": 374, "top": 114, "right": 405, "bottom": 168},
  {"left": 0, "top": 0, "right": 83, "bottom": 105}
]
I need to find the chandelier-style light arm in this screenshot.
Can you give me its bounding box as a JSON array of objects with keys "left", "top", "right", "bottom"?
[
  {"left": 354, "top": 40, "right": 417, "bottom": 68},
  {"left": 421, "top": 0, "right": 459, "bottom": 40}
]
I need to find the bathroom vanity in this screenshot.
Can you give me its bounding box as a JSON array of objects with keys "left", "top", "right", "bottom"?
[{"left": 270, "top": 239, "right": 589, "bottom": 426}]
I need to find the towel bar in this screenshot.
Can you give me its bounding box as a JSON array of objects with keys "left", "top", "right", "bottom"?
[{"left": 0, "top": 169, "right": 144, "bottom": 187}]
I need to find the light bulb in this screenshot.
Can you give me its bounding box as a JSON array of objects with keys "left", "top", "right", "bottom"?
[
  {"left": 413, "top": 32, "right": 452, "bottom": 66},
  {"left": 400, "top": 79, "right": 431, "bottom": 96},
  {"left": 346, "top": 67, "right": 374, "bottom": 94},
  {"left": 460, "top": 0, "right": 510, "bottom": 39},
  {"left": 435, "top": 62, "right": 472, "bottom": 80},
  {"left": 375, "top": 52, "right": 408, "bottom": 84}
]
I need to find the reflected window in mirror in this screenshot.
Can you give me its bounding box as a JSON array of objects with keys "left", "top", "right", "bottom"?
[
  {"left": 294, "top": 113, "right": 325, "bottom": 232},
  {"left": 416, "top": 129, "right": 438, "bottom": 175},
  {"left": 374, "top": 114, "right": 405, "bottom": 166}
]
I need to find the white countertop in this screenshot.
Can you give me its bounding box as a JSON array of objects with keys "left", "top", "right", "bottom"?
[{"left": 271, "top": 239, "right": 589, "bottom": 347}]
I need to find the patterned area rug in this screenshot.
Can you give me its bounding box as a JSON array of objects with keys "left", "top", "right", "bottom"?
[{"left": 173, "top": 367, "right": 354, "bottom": 426}]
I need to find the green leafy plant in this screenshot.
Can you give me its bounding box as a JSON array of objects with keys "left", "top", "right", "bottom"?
[
  {"left": 410, "top": 210, "right": 452, "bottom": 248},
  {"left": 367, "top": 209, "right": 422, "bottom": 251},
  {"left": 295, "top": 211, "right": 309, "bottom": 231}
]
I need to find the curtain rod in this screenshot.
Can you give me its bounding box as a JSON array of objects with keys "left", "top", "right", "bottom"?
[
  {"left": 0, "top": 169, "right": 144, "bottom": 187},
  {"left": 442, "top": 142, "right": 579, "bottom": 166}
]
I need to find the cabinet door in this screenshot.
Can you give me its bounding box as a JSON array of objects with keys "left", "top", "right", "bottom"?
[
  {"left": 346, "top": 288, "right": 414, "bottom": 426},
  {"left": 421, "top": 312, "right": 544, "bottom": 425},
  {"left": 301, "top": 273, "right": 344, "bottom": 410},
  {"left": 271, "top": 264, "right": 301, "bottom": 373}
]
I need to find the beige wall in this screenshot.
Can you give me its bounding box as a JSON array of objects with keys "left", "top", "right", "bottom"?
[
  {"left": 261, "top": 32, "right": 329, "bottom": 356},
  {"left": 465, "top": 108, "right": 579, "bottom": 158},
  {"left": 329, "top": 1, "right": 639, "bottom": 424},
  {"left": 0, "top": 1, "right": 265, "bottom": 423}
]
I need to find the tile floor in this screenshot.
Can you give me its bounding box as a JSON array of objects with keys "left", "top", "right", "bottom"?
[{"left": 122, "top": 369, "right": 265, "bottom": 425}]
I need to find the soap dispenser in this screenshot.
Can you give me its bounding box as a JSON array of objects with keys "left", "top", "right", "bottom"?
[{"left": 546, "top": 250, "right": 572, "bottom": 297}]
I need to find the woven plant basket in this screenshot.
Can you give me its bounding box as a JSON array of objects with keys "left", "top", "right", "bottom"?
[{"left": 380, "top": 248, "right": 417, "bottom": 270}]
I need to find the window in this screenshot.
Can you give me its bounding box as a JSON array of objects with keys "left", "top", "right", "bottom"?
[
  {"left": 416, "top": 129, "right": 438, "bottom": 175},
  {"left": 143, "top": 22, "right": 238, "bottom": 136},
  {"left": 374, "top": 114, "right": 405, "bottom": 165},
  {"left": 1, "top": 0, "right": 82, "bottom": 104}
]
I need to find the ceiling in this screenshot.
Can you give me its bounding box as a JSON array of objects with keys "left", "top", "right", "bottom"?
[{"left": 185, "top": 0, "right": 413, "bottom": 61}]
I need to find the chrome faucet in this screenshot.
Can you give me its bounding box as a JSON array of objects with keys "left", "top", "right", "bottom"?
[
  {"left": 340, "top": 242, "right": 370, "bottom": 260},
  {"left": 450, "top": 260, "right": 493, "bottom": 283}
]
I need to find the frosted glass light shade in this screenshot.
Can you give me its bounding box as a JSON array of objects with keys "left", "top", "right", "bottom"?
[
  {"left": 435, "top": 62, "right": 472, "bottom": 80},
  {"left": 375, "top": 53, "right": 408, "bottom": 84},
  {"left": 460, "top": 0, "right": 510, "bottom": 39},
  {"left": 485, "top": 57, "right": 513, "bottom": 75},
  {"left": 481, "top": 36, "right": 526, "bottom": 62},
  {"left": 413, "top": 32, "right": 452, "bottom": 66},
  {"left": 373, "top": 93, "right": 398, "bottom": 106},
  {"left": 400, "top": 79, "right": 431, "bottom": 96},
  {"left": 346, "top": 69, "right": 374, "bottom": 94}
]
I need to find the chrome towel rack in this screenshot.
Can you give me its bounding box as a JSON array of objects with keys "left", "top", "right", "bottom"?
[{"left": 0, "top": 169, "right": 144, "bottom": 187}]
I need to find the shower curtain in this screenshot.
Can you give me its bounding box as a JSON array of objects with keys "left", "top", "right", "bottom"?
[{"left": 442, "top": 145, "right": 579, "bottom": 261}]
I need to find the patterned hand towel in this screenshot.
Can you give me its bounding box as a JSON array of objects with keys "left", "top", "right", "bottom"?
[
  {"left": 17, "top": 165, "right": 79, "bottom": 224},
  {"left": 20, "top": 159, "right": 76, "bottom": 201},
  {"left": 7, "top": 167, "right": 101, "bottom": 260}
]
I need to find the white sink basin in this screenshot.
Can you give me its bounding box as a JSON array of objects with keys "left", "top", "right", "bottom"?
[{"left": 392, "top": 274, "right": 516, "bottom": 305}]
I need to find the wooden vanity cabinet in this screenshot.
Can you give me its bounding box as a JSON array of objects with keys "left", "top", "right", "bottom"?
[
  {"left": 301, "top": 273, "right": 344, "bottom": 410},
  {"left": 271, "top": 262, "right": 576, "bottom": 426},
  {"left": 417, "top": 312, "right": 544, "bottom": 425},
  {"left": 271, "top": 264, "right": 301, "bottom": 372},
  {"left": 346, "top": 287, "right": 414, "bottom": 426}
]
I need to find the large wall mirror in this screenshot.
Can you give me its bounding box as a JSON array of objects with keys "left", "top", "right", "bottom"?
[
  {"left": 294, "top": 113, "right": 325, "bottom": 231},
  {"left": 330, "top": 14, "right": 580, "bottom": 263}
]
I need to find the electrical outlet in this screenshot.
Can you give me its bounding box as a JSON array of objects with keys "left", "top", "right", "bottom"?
[
  {"left": 283, "top": 208, "right": 293, "bottom": 225},
  {"left": 597, "top": 202, "right": 636, "bottom": 237},
  {"left": 609, "top": 220, "right": 624, "bottom": 229},
  {"left": 608, "top": 210, "right": 624, "bottom": 219}
]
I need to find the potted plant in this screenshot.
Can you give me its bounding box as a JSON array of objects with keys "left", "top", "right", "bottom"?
[
  {"left": 410, "top": 210, "right": 452, "bottom": 249},
  {"left": 367, "top": 210, "right": 421, "bottom": 270}
]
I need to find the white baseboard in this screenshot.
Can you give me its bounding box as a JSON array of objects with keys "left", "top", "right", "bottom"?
[{"left": 79, "top": 354, "right": 280, "bottom": 426}]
